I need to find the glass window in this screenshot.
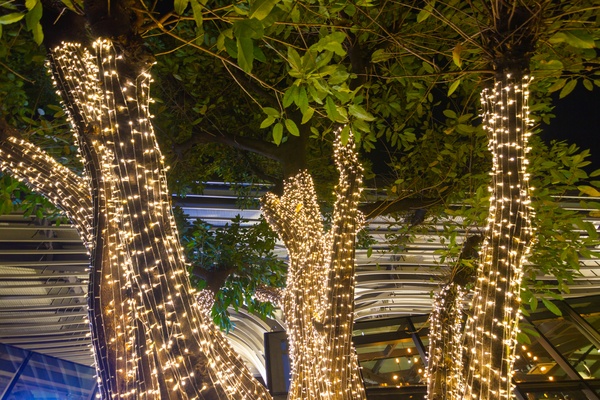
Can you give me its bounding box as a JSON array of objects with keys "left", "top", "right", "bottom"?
[
  {"left": 532, "top": 317, "right": 600, "bottom": 380},
  {"left": 518, "top": 389, "right": 589, "bottom": 400},
  {"left": 0, "top": 345, "right": 29, "bottom": 393},
  {"left": 0, "top": 344, "right": 96, "bottom": 400},
  {"left": 356, "top": 337, "right": 426, "bottom": 388},
  {"left": 567, "top": 296, "right": 600, "bottom": 334},
  {"left": 513, "top": 341, "right": 572, "bottom": 382}
]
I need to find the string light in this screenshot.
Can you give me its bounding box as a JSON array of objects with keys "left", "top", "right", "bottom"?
[
  {"left": 427, "top": 285, "right": 466, "bottom": 400},
  {"left": 459, "top": 73, "right": 534, "bottom": 400},
  {"left": 0, "top": 38, "right": 273, "bottom": 399},
  {"left": 261, "top": 130, "right": 367, "bottom": 400}
]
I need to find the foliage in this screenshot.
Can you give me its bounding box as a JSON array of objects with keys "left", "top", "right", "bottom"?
[
  {"left": 0, "top": 0, "right": 599, "bottom": 335},
  {"left": 176, "top": 209, "right": 287, "bottom": 330},
  {"left": 437, "top": 138, "right": 600, "bottom": 317},
  {"left": 0, "top": 13, "right": 76, "bottom": 217}
]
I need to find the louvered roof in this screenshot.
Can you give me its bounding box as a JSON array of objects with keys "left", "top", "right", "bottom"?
[{"left": 1, "top": 183, "right": 599, "bottom": 380}]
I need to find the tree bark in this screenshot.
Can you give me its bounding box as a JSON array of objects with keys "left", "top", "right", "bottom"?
[
  {"left": 461, "top": 72, "right": 533, "bottom": 400},
  {"left": 262, "top": 132, "right": 366, "bottom": 400},
  {"left": 427, "top": 235, "right": 481, "bottom": 400},
  {"left": 0, "top": 35, "right": 272, "bottom": 400}
]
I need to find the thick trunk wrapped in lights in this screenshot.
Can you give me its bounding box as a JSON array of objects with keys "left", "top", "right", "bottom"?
[
  {"left": 427, "top": 236, "right": 481, "bottom": 400},
  {"left": 0, "top": 39, "right": 272, "bottom": 399},
  {"left": 461, "top": 73, "right": 533, "bottom": 400},
  {"left": 262, "top": 132, "right": 366, "bottom": 400},
  {"left": 427, "top": 284, "right": 466, "bottom": 400}
]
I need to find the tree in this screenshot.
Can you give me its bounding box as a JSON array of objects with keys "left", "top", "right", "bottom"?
[
  {"left": 260, "top": 132, "right": 365, "bottom": 399},
  {"left": 413, "top": 2, "right": 599, "bottom": 399},
  {"left": 0, "top": 0, "right": 599, "bottom": 398},
  {"left": 0, "top": 1, "right": 272, "bottom": 398}
]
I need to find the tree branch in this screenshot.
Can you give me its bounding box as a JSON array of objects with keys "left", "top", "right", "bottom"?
[
  {"left": 359, "top": 196, "right": 443, "bottom": 219},
  {"left": 0, "top": 134, "right": 93, "bottom": 245},
  {"left": 254, "top": 285, "right": 283, "bottom": 308}
]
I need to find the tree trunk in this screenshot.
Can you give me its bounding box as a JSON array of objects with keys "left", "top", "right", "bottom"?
[
  {"left": 262, "top": 133, "right": 366, "bottom": 400},
  {"left": 0, "top": 38, "right": 273, "bottom": 400},
  {"left": 461, "top": 72, "right": 533, "bottom": 400},
  {"left": 427, "top": 236, "right": 481, "bottom": 400}
]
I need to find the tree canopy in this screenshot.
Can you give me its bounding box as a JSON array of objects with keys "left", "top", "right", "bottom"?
[{"left": 0, "top": 0, "right": 599, "bottom": 335}]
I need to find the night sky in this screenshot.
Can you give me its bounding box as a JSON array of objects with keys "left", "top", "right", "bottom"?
[{"left": 540, "top": 85, "right": 600, "bottom": 173}]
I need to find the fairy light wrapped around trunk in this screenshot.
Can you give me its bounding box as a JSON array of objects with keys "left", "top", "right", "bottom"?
[
  {"left": 427, "top": 284, "right": 466, "bottom": 400},
  {"left": 0, "top": 38, "right": 273, "bottom": 399},
  {"left": 262, "top": 130, "right": 366, "bottom": 400},
  {"left": 460, "top": 73, "right": 534, "bottom": 400}
]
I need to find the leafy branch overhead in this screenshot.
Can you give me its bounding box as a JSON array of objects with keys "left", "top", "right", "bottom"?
[{"left": 176, "top": 210, "right": 286, "bottom": 331}]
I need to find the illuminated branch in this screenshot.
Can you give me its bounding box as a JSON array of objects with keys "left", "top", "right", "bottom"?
[
  {"left": 1, "top": 39, "right": 275, "bottom": 399},
  {"left": 461, "top": 73, "right": 534, "bottom": 400},
  {"left": 427, "top": 235, "right": 481, "bottom": 400},
  {"left": 0, "top": 136, "right": 94, "bottom": 246},
  {"left": 254, "top": 286, "right": 283, "bottom": 308},
  {"left": 262, "top": 130, "right": 366, "bottom": 400}
]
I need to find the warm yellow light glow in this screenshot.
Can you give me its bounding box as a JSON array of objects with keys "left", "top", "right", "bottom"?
[
  {"left": 461, "top": 74, "right": 534, "bottom": 400},
  {"left": 427, "top": 74, "right": 533, "bottom": 400},
  {"left": 262, "top": 130, "right": 366, "bottom": 399},
  {"left": 0, "top": 38, "right": 273, "bottom": 399}
]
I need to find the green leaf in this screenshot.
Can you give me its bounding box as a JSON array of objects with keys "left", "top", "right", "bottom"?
[
  {"left": 301, "top": 107, "right": 314, "bottom": 124},
  {"left": 417, "top": 2, "right": 434, "bottom": 23},
  {"left": 452, "top": 44, "right": 463, "bottom": 68},
  {"left": 547, "top": 78, "right": 566, "bottom": 93},
  {"left": 287, "top": 47, "right": 302, "bottom": 73},
  {"left": 249, "top": 0, "right": 280, "bottom": 20},
  {"left": 583, "top": 79, "right": 594, "bottom": 91},
  {"left": 529, "top": 295, "right": 538, "bottom": 312},
  {"left": 191, "top": 0, "right": 204, "bottom": 28},
  {"left": 260, "top": 116, "right": 276, "bottom": 129},
  {"left": 174, "top": 0, "right": 190, "bottom": 15},
  {"left": 541, "top": 298, "right": 562, "bottom": 316},
  {"left": 328, "top": 68, "right": 350, "bottom": 85},
  {"left": 296, "top": 86, "right": 309, "bottom": 112},
  {"left": 59, "top": 0, "right": 77, "bottom": 12},
  {"left": 262, "top": 107, "right": 280, "bottom": 117},
  {"left": 285, "top": 119, "right": 300, "bottom": 136},
  {"left": 516, "top": 332, "right": 531, "bottom": 345},
  {"left": 340, "top": 125, "right": 350, "bottom": 145},
  {"left": 443, "top": 109, "right": 457, "bottom": 119},
  {"left": 25, "top": 0, "right": 38, "bottom": 10},
  {"left": 272, "top": 122, "right": 283, "bottom": 145},
  {"left": 233, "top": 18, "right": 264, "bottom": 39},
  {"left": 348, "top": 104, "right": 375, "bottom": 121},
  {"left": 447, "top": 79, "right": 461, "bottom": 96},
  {"left": 325, "top": 96, "right": 341, "bottom": 122},
  {"left": 31, "top": 22, "right": 43, "bottom": 45},
  {"left": 550, "top": 30, "right": 596, "bottom": 49},
  {"left": 25, "top": 0, "right": 42, "bottom": 30},
  {"left": 236, "top": 37, "right": 254, "bottom": 73},
  {"left": 0, "top": 13, "right": 25, "bottom": 25},
  {"left": 578, "top": 185, "right": 600, "bottom": 197},
  {"left": 283, "top": 85, "right": 298, "bottom": 108},
  {"left": 310, "top": 32, "right": 346, "bottom": 56},
  {"left": 233, "top": 5, "right": 248, "bottom": 15},
  {"left": 559, "top": 80, "right": 576, "bottom": 99},
  {"left": 371, "top": 49, "right": 393, "bottom": 63},
  {"left": 537, "top": 59, "right": 564, "bottom": 72}
]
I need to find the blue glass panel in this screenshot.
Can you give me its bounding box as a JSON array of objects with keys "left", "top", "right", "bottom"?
[
  {"left": 0, "top": 345, "right": 29, "bottom": 393},
  {"left": 0, "top": 344, "right": 96, "bottom": 399}
]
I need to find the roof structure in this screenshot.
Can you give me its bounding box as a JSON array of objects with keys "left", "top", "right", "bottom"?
[{"left": 1, "top": 182, "right": 599, "bottom": 382}]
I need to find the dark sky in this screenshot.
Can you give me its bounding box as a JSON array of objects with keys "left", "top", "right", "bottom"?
[{"left": 540, "top": 85, "right": 600, "bottom": 173}]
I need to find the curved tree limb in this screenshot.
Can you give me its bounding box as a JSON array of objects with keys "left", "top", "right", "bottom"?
[{"left": 0, "top": 134, "right": 94, "bottom": 246}]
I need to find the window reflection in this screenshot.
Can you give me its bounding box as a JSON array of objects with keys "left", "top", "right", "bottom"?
[
  {"left": 532, "top": 316, "right": 600, "bottom": 379},
  {"left": 0, "top": 344, "right": 96, "bottom": 399}
]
